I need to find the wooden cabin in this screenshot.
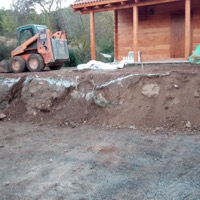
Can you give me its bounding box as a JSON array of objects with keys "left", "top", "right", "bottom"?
[{"left": 72, "top": 0, "right": 200, "bottom": 62}]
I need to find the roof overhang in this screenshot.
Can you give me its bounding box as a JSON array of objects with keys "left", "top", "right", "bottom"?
[{"left": 71, "top": 0, "right": 184, "bottom": 14}]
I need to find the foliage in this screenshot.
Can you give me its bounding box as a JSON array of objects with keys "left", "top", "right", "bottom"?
[
  {"left": 0, "top": 9, "right": 6, "bottom": 32},
  {"left": 59, "top": 8, "right": 91, "bottom": 64},
  {"left": 53, "top": 8, "right": 114, "bottom": 64},
  {"left": 0, "top": 41, "right": 15, "bottom": 61},
  {"left": 0, "top": 3, "right": 114, "bottom": 65},
  {"left": 64, "top": 49, "right": 78, "bottom": 67},
  {"left": 95, "top": 11, "right": 114, "bottom": 55},
  {"left": 0, "top": 8, "right": 45, "bottom": 37},
  {"left": 12, "top": 0, "right": 63, "bottom": 29},
  {"left": 1, "top": 10, "right": 18, "bottom": 37}
]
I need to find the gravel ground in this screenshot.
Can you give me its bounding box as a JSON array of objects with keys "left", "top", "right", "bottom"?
[{"left": 0, "top": 122, "right": 200, "bottom": 200}]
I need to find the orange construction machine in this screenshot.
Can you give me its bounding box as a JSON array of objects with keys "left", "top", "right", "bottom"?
[{"left": 0, "top": 24, "right": 69, "bottom": 73}]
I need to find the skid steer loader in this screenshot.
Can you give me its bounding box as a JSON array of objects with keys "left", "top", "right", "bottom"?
[{"left": 0, "top": 24, "right": 69, "bottom": 73}]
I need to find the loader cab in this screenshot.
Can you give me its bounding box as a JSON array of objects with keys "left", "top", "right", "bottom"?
[{"left": 17, "top": 24, "right": 47, "bottom": 46}]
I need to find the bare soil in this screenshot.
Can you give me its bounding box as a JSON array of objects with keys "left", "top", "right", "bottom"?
[
  {"left": 0, "top": 63, "right": 200, "bottom": 131},
  {"left": 0, "top": 121, "right": 200, "bottom": 200},
  {"left": 0, "top": 64, "right": 200, "bottom": 199}
]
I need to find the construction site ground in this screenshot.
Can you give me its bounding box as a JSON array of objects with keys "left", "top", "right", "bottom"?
[{"left": 0, "top": 64, "right": 200, "bottom": 199}]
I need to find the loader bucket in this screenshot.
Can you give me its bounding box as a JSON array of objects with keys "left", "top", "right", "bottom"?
[{"left": 0, "top": 59, "right": 12, "bottom": 73}]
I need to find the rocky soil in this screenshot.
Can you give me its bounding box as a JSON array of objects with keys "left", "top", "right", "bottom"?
[
  {"left": 0, "top": 63, "right": 200, "bottom": 131},
  {"left": 1, "top": 64, "right": 200, "bottom": 199}
]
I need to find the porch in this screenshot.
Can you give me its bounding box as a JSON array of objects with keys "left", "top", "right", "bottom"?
[{"left": 72, "top": 0, "right": 199, "bottom": 62}]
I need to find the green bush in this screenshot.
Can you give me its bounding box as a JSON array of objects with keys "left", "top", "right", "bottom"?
[
  {"left": 64, "top": 50, "right": 78, "bottom": 67},
  {"left": 110, "top": 52, "right": 114, "bottom": 62},
  {"left": 0, "top": 41, "right": 14, "bottom": 61}
]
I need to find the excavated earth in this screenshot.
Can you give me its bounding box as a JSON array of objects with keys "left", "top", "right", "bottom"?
[
  {"left": 1, "top": 64, "right": 200, "bottom": 199},
  {"left": 0, "top": 63, "right": 200, "bottom": 131}
]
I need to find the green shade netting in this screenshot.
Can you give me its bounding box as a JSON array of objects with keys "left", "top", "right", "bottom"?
[{"left": 189, "top": 44, "right": 200, "bottom": 64}]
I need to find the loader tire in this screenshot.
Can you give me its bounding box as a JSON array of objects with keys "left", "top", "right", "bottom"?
[
  {"left": 27, "top": 54, "right": 45, "bottom": 72},
  {"left": 11, "top": 56, "right": 26, "bottom": 73},
  {"left": 49, "top": 65, "right": 62, "bottom": 70}
]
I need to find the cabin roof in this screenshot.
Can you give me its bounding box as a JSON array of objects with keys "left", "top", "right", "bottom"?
[
  {"left": 73, "top": 0, "right": 126, "bottom": 6},
  {"left": 72, "top": 0, "right": 184, "bottom": 14},
  {"left": 73, "top": 0, "right": 106, "bottom": 6}
]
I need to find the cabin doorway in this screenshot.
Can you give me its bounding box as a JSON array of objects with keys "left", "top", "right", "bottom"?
[{"left": 170, "top": 12, "right": 185, "bottom": 58}]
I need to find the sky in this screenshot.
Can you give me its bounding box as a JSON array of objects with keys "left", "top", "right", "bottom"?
[
  {"left": 0, "top": 0, "right": 74, "bottom": 10},
  {"left": 0, "top": 0, "right": 13, "bottom": 9}
]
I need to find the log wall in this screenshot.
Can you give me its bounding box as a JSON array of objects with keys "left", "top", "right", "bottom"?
[
  {"left": 116, "top": 0, "right": 200, "bottom": 61},
  {"left": 192, "top": 8, "right": 200, "bottom": 49},
  {"left": 117, "top": 9, "right": 133, "bottom": 60},
  {"left": 138, "top": 13, "right": 171, "bottom": 61}
]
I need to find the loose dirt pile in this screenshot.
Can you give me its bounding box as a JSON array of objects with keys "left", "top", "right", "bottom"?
[{"left": 0, "top": 64, "right": 200, "bottom": 131}]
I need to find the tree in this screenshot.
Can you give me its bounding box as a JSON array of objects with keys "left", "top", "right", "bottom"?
[
  {"left": 52, "top": 8, "right": 91, "bottom": 64},
  {"left": 1, "top": 10, "right": 18, "bottom": 37},
  {"left": 0, "top": 8, "right": 43, "bottom": 37},
  {"left": 95, "top": 11, "right": 114, "bottom": 54},
  {"left": 53, "top": 8, "right": 114, "bottom": 64},
  {"left": 0, "top": 3, "right": 114, "bottom": 65},
  {"left": 12, "top": 0, "right": 63, "bottom": 29},
  {"left": 0, "top": 9, "right": 6, "bottom": 32}
]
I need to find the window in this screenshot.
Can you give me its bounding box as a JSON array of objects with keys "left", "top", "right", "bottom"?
[{"left": 20, "top": 28, "right": 34, "bottom": 44}]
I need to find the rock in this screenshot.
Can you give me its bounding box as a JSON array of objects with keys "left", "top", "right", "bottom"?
[
  {"left": 93, "top": 93, "right": 109, "bottom": 107},
  {"left": 85, "top": 91, "right": 95, "bottom": 101},
  {"left": 171, "top": 98, "right": 180, "bottom": 105},
  {"left": 186, "top": 121, "right": 191, "bottom": 128},
  {"left": 68, "top": 122, "right": 77, "bottom": 128},
  {"left": 141, "top": 84, "right": 160, "bottom": 98},
  {"left": 129, "top": 125, "right": 136, "bottom": 130},
  {"left": 71, "top": 90, "right": 85, "bottom": 99},
  {"left": 49, "top": 159, "right": 53, "bottom": 163},
  {"left": 5, "top": 182, "right": 10, "bottom": 186},
  {"left": 0, "top": 113, "right": 6, "bottom": 120},
  {"left": 27, "top": 110, "right": 37, "bottom": 116},
  {"left": 154, "top": 127, "right": 163, "bottom": 132},
  {"left": 194, "top": 90, "right": 200, "bottom": 98},
  {"left": 38, "top": 81, "right": 45, "bottom": 85},
  {"left": 173, "top": 84, "right": 180, "bottom": 89},
  {"left": 38, "top": 102, "right": 51, "bottom": 112}
]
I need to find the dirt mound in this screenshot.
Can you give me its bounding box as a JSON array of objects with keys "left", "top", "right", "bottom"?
[{"left": 0, "top": 64, "right": 200, "bottom": 131}]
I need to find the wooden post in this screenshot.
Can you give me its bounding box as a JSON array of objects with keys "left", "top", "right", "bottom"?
[
  {"left": 185, "top": 0, "right": 191, "bottom": 59},
  {"left": 133, "top": 5, "right": 138, "bottom": 62},
  {"left": 90, "top": 11, "right": 96, "bottom": 60},
  {"left": 114, "top": 10, "right": 118, "bottom": 61}
]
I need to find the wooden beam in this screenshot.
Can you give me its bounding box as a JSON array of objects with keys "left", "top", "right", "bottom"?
[
  {"left": 105, "top": 3, "right": 111, "bottom": 7},
  {"left": 114, "top": 10, "right": 118, "bottom": 60},
  {"left": 185, "top": 0, "right": 191, "bottom": 59},
  {"left": 137, "top": 0, "right": 183, "bottom": 7},
  {"left": 133, "top": 5, "right": 138, "bottom": 62},
  {"left": 90, "top": 11, "right": 96, "bottom": 60},
  {"left": 75, "top": 0, "right": 183, "bottom": 14},
  {"left": 72, "top": 0, "right": 129, "bottom": 9}
]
